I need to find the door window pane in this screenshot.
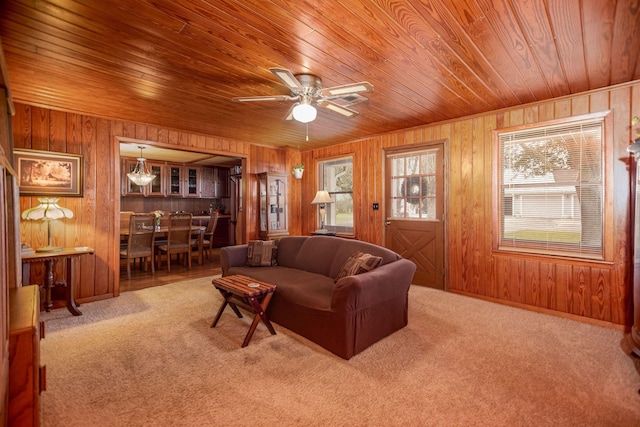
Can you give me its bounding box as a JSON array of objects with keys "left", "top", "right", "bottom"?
[{"left": 388, "top": 149, "right": 439, "bottom": 219}]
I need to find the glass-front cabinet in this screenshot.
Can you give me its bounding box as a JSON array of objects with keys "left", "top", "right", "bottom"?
[
  {"left": 258, "top": 172, "right": 288, "bottom": 240},
  {"left": 147, "top": 163, "right": 165, "bottom": 196},
  {"left": 121, "top": 159, "right": 206, "bottom": 198},
  {"left": 122, "top": 159, "right": 166, "bottom": 196},
  {"left": 168, "top": 165, "right": 182, "bottom": 196},
  {"left": 184, "top": 166, "right": 201, "bottom": 197}
]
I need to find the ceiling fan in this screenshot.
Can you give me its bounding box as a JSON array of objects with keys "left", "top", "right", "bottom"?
[{"left": 232, "top": 68, "right": 374, "bottom": 123}]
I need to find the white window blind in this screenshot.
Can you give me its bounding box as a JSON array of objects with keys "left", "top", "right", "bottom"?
[
  {"left": 498, "top": 117, "right": 604, "bottom": 259},
  {"left": 318, "top": 157, "right": 353, "bottom": 233}
]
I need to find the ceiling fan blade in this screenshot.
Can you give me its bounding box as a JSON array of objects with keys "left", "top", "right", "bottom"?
[
  {"left": 232, "top": 95, "right": 294, "bottom": 102},
  {"left": 318, "top": 101, "right": 359, "bottom": 118},
  {"left": 320, "top": 81, "right": 373, "bottom": 98},
  {"left": 269, "top": 68, "right": 304, "bottom": 92},
  {"left": 283, "top": 103, "right": 296, "bottom": 121}
]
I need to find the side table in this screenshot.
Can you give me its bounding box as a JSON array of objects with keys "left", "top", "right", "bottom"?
[
  {"left": 211, "top": 274, "right": 277, "bottom": 347},
  {"left": 21, "top": 247, "right": 95, "bottom": 316}
]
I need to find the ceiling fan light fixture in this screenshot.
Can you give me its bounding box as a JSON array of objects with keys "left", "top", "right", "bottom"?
[{"left": 292, "top": 102, "right": 317, "bottom": 123}]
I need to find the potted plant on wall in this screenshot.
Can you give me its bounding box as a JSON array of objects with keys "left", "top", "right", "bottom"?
[{"left": 292, "top": 163, "right": 304, "bottom": 180}]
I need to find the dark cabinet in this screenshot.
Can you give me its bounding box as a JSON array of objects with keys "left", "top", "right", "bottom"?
[
  {"left": 201, "top": 167, "right": 215, "bottom": 198},
  {"left": 213, "top": 167, "right": 230, "bottom": 198},
  {"left": 193, "top": 215, "right": 230, "bottom": 247},
  {"left": 212, "top": 216, "right": 230, "bottom": 247}
]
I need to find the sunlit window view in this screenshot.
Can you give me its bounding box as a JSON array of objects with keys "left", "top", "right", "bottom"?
[
  {"left": 389, "top": 149, "right": 438, "bottom": 219},
  {"left": 318, "top": 157, "right": 353, "bottom": 233},
  {"left": 498, "top": 116, "right": 604, "bottom": 259}
]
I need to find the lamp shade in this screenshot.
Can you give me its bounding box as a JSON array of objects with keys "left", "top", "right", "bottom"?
[
  {"left": 127, "top": 146, "right": 156, "bottom": 186},
  {"left": 21, "top": 197, "right": 74, "bottom": 220},
  {"left": 292, "top": 102, "right": 317, "bottom": 123},
  {"left": 21, "top": 197, "right": 74, "bottom": 252},
  {"left": 311, "top": 190, "right": 332, "bottom": 205}
]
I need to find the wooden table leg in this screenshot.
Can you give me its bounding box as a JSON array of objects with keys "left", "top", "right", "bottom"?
[
  {"left": 242, "top": 292, "right": 276, "bottom": 348},
  {"left": 43, "top": 259, "right": 55, "bottom": 312},
  {"left": 198, "top": 232, "right": 204, "bottom": 265},
  {"left": 64, "top": 257, "right": 82, "bottom": 316},
  {"left": 211, "top": 288, "right": 242, "bottom": 327}
]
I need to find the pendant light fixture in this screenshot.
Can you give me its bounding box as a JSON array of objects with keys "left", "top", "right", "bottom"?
[{"left": 127, "top": 146, "right": 156, "bottom": 187}]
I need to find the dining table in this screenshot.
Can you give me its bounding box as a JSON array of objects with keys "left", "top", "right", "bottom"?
[{"left": 120, "top": 225, "right": 207, "bottom": 266}]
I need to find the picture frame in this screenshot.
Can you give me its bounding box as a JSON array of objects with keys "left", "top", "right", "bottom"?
[{"left": 14, "top": 149, "right": 83, "bottom": 197}]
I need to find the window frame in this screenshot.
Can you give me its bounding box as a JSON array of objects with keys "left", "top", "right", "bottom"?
[
  {"left": 316, "top": 155, "right": 354, "bottom": 236},
  {"left": 492, "top": 111, "right": 612, "bottom": 261}
]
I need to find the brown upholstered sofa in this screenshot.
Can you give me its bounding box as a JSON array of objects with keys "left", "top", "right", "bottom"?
[{"left": 220, "top": 235, "right": 416, "bottom": 359}]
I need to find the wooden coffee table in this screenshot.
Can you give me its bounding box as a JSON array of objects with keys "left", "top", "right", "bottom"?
[{"left": 211, "top": 275, "right": 277, "bottom": 347}]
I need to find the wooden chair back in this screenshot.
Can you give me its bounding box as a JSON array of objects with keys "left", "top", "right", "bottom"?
[
  {"left": 167, "top": 213, "right": 193, "bottom": 248},
  {"left": 205, "top": 212, "right": 219, "bottom": 235},
  {"left": 127, "top": 214, "right": 156, "bottom": 256},
  {"left": 120, "top": 211, "right": 135, "bottom": 231}
]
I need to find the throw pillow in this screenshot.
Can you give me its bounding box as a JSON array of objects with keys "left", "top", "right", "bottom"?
[
  {"left": 246, "top": 240, "right": 278, "bottom": 267},
  {"left": 334, "top": 251, "right": 383, "bottom": 282}
]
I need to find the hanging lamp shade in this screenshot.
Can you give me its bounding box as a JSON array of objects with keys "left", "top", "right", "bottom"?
[{"left": 127, "top": 146, "right": 156, "bottom": 186}]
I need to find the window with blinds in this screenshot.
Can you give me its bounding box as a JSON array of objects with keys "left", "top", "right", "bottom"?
[
  {"left": 318, "top": 156, "right": 353, "bottom": 234},
  {"left": 497, "top": 115, "right": 605, "bottom": 259}
]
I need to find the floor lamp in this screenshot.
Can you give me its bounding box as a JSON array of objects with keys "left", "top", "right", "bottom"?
[{"left": 21, "top": 197, "right": 74, "bottom": 252}]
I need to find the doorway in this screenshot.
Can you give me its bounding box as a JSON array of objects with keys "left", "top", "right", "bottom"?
[{"left": 384, "top": 143, "right": 446, "bottom": 289}]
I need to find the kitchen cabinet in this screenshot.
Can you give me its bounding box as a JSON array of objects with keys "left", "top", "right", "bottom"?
[
  {"left": 193, "top": 215, "right": 230, "bottom": 247},
  {"left": 258, "top": 172, "right": 288, "bottom": 240},
  {"left": 122, "top": 159, "right": 165, "bottom": 196},
  {"left": 215, "top": 167, "right": 230, "bottom": 198},
  {"left": 168, "top": 165, "right": 183, "bottom": 196},
  {"left": 121, "top": 161, "right": 226, "bottom": 199},
  {"left": 201, "top": 167, "right": 215, "bottom": 198},
  {"left": 184, "top": 166, "right": 201, "bottom": 197}
]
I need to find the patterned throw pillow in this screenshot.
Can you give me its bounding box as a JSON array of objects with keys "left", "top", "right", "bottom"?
[
  {"left": 334, "top": 251, "right": 383, "bottom": 282},
  {"left": 246, "top": 240, "right": 278, "bottom": 267}
]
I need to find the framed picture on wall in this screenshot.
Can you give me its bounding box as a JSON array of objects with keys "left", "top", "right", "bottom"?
[{"left": 14, "top": 149, "right": 83, "bottom": 197}]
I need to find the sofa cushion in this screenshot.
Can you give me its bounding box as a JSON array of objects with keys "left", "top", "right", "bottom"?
[
  {"left": 334, "top": 251, "right": 383, "bottom": 282},
  {"left": 245, "top": 240, "right": 278, "bottom": 267},
  {"left": 277, "top": 236, "right": 400, "bottom": 278},
  {"left": 227, "top": 266, "right": 335, "bottom": 310}
]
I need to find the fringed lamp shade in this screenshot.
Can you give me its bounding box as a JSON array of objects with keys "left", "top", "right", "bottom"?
[{"left": 21, "top": 197, "right": 74, "bottom": 252}]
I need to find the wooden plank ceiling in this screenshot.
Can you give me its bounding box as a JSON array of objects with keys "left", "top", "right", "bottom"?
[{"left": 1, "top": 0, "right": 639, "bottom": 150}]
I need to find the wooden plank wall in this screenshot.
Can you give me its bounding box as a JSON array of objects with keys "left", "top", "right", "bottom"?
[
  {"left": 300, "top": 82, "right": 640, "bottom": 327},
  {"left": 12, "top": 103, "right": 288, "bottom": 302}
]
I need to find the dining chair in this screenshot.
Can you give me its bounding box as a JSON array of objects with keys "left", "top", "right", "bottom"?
[
  {"left": 200, "top": 211, "right": 219, "bottom": 261},
  {"left": 157, "top": 213, "right": 194, "bottom": 272},
  {"left": 119, "top": 211, "right": 135, "bottom": 249},
  {"left": 120, "top": 213, "right": 156, "bottom": 280}
]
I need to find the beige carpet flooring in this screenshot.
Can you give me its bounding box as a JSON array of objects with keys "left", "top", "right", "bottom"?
[{"left": 40, "top": 277, "right": 640, "bottom": 426}]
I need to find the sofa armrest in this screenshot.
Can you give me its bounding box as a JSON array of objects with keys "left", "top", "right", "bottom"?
[
  {"left": 220, "top": 244, "right": 248, "bottom": 276},
  {"left": 331, "top": 258, "right": 416, "bottom": 311}
]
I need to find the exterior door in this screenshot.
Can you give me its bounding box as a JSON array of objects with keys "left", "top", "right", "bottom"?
[{"left": 385, "top": 143, "right": 445, "bottom": 289}]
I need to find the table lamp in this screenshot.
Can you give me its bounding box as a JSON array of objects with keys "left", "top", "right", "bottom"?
[
  {"left": 21, "top": 197, "right": 74, "bottom": 252},
  {"left": 311, "top": 190, "right": 333, "bottom": 233}
]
